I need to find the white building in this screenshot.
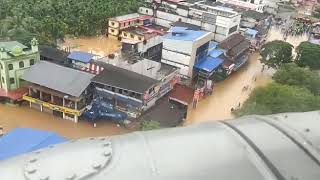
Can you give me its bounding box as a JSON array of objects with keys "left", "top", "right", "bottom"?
[
  {"left": 139, "top": 0, "right": 241, "bottom": 42},
  {"left": 218, "top": 0, "right": 265, "bottom": 12},
  {"left": 161, "top": 27, "right": 213, "bottom": 79}
]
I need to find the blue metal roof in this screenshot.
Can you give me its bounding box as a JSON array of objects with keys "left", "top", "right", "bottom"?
[
  {"left": 0, "top": 128, "right": 66, "bottom": 160},
  {"left": 163, "top": 27, "right": 209, "bottom": 41},
  {"left": 67, "top": 51, "right": 95, "bottom": 63},
  {"left": 194, "top": 56, "right": 223, "bottom": 72},
  {"left": 245, "top": 28, "right": 258, "bottom": 38},
  {"left": 208, "top": 49, "right": 224, "bottom": 58}
]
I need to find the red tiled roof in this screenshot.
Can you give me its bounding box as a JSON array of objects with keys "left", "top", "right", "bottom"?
[
  {"left": 169, "top": 84, "right": 194, "bottom": 105},
  {"left": 0, "top": 87, "right": 28, "bottom": 101}
]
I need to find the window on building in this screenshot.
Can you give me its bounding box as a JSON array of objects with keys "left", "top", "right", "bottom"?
[
  {"left": 123, "top": 33, "right": 127, "bottom": 37},
  {"left": 123, "top": 90, "right": 128, "bottom": 95},
  {"left": 111, "top": 87, "right": 115, "bottom": 92},
  {"left": 111, "top": 22, "right": 115, "bottom": 26},
  {"left": 19, "top": 61, "right": 24, "bottom": 68},
  {"left": 1, "top": 77, "right": 4, "bottom": 83},
  {"left": 136, "top": 94, "right": 142, "bottom": 99},
  {"left": 146, "top": 10, "right": 149, "bottom": 13},
  {"left": 8, "top": 64, "right": 13, "bottom": 70},
  {"left": 118, "top": 89, "right": 123, "bottom": 94},
  {"left": 0, "top": 63, "right": 2, "bottom": 69},
  {"left": 138, "top": 37, "right": 142, "bottom": 41},
  {"left": 9, "top": 78, "right": 15, "bottom": 84},
  {"left": 30, "top": 59, "right": 35, "bottom": 66},
  {"left": 129, "top": 92, "right": 135, "bottom": 97},
  {"left": 250, "top": 0, "right": 254, "bottom": 3},
  {"left": 130, "top": 34, "right": 134, "bottom": 38},
  {"left": 111, "top": 29, "right": 115, "bottom": 33},
  {"left": 136, "top": 20, "right": 140, "bottom": 23},
  {"left": 228, "top": 25, "right": 238, "bottom": 35}
]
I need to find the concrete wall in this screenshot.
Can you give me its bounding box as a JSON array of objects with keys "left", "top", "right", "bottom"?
[
  {"left": 162, "top": 49, "right": 191, "bottom": 65},
  {"left": 162, "top": 38, "right": 193, "bottom": 55}
]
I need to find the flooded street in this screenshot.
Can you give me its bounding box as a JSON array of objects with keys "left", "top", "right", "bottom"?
[
  {"left": 0, "top": 104, "right": 130, "bottom": 139},
  {"left": 186, "top": 27, "right": 309, "bottom": 124},
  {"left": 0, "top": 27, "right": 310, "bottom": 137},
  {"left": 61, "top": 36, "right": 121, "bottom": 57}
]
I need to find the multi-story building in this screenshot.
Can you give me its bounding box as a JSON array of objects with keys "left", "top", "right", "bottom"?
[
  {"left": 121, "top": 25, "right": 168, "bottom": 61},
  {"left": 22, "top": 61, "right": 95, "bottom": 122},
  {"left": 108, "top": 13, "right": 153, "bottom": 39},
  {"left": 161, "top": 27, "right": 213, "bottom": 79},
  {"left": 92, "top": 60, "right": 179, "bottom": 118},
  {"left": 0, "top": 39, "right": 39, "bottom": 101},
  {"left": 139, "top": 0, "right": 241, "bottom": 42},
  {"left": 218, "top": 0, "right": 265, "bottom": 12}
]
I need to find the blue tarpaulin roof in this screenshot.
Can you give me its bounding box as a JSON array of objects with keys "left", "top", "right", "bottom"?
[
  {"left": 194, "top": 56, "right": 223, "bottom": 72},
  {"left": 67, "top": 51, "right": 95, "bottom": 63},
  {"left": 0, "top": 128, "right": 66, "bottom": 160},
  {"left": 209, "top": 49, "right": 224, "bottom": 58},
  {"left": 245, "top": 28, "right": 258, "bottom": 38},
  {"left": 163, "top": 27, "right": 209, "bottom": 41}
]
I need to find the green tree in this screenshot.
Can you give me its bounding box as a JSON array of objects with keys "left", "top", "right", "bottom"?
[
  {"left": 141, "top": 120, "right": 161, "bottom": 131},
  {"left": 234, "top": 83, "right": 320, "bottom": 117},
  {"left": 296, "top": 42, "right": 320, "bottom": 70},
  {"left": 260, "top": 40, "right": 294, "bottom": 69},
  {"left": 273, "top": 63, "right": 320, "bottom": 95}
]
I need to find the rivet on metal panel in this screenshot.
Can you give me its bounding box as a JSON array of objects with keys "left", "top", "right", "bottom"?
[
  {"left": 40, "top": 175, "right": 50, "bottom": 180},
  {"left": 103, "top": 151, "right": 111, "bottom": 157},
  {"left": 29, "top": 158, "right": 38, "bottom": 163},
  {"left": 92, "top": 162, "right": 102, "bottom": 169},
  {"left": 66, "top": 174, "right": 77, "bottom": 180},
  {"left": 25, "top": 165, "right": 37, "bottom": 174},
  {"left": 102, "top": 142, "right": 111, "bottom": 147}
]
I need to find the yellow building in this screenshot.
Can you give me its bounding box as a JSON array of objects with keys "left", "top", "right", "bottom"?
[{"left": 108, "top": 13, "right": 152, "bottom": 39}]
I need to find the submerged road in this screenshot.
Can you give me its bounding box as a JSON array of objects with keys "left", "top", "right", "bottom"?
[{"left": 186, "top": 27, "right": 308, "bottom": 124}]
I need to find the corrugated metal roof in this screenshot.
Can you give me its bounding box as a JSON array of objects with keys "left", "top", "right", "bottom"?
[
  {"left": 67, "top": 51, "right": 95, "bottom": 63},
  {"left": 194, "top": 56, "right": 223, "bottom": 72},
  {"left": 0, "top": 41, "right": 27, "bottom": 52},
  {"left": 22, "top": 61, "right": 95, "bottom": 97}
]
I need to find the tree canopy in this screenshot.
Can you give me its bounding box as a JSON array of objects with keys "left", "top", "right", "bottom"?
[
  {"left": 0, "top": 0, "right": 142, "bottom": 45},
  {"left": 273, "top": 63, "right": 320, "bottom": 95},
  {"left": 260, "top": 40, "right": 294, "bottom": 69},
  {"left": 234, "top": 83, "right": 320, "bottom": 117},
  {"left": 296, "top": 41, "right": 320, "bottom": 70}
]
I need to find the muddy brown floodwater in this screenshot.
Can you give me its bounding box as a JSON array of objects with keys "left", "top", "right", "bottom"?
[
  {"left": 186, "top": 27, "right": 308, "bottom": 125},
  {"left": 0, "top": 104, "right": 130, "bottom": 139},
  {"left": 62, "top": 36, "right": 121, "bottom": 57}
]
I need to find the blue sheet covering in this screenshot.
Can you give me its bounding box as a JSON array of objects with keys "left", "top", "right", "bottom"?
[
  {"left": 67, "top": 51, "right": 95, "bottom": 63},
  {"left": 245, "top": 28, "right": 258, "bottom": 38},
  {"left": 163, "top": 27, "right": 208, "bottom": 41},
  {"left": 0, "top": 128, "right": 66, "bottom": 160},
  {"left": 194, "top": 56, "right": 223, "bottom": 72},
  {"left": 208, "top": 49, "right": 224, "bottom": 58}
]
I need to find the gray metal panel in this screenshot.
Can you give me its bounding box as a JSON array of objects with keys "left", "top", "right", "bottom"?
[
  {"left": 228, "top": 117, "right": 320, "bottom": 180},
  {"left": 2, "top": 112, "right": 320, "bottom": 180},
  {"left": 22, "top": 61, "right": 95, "bottom": 97}
]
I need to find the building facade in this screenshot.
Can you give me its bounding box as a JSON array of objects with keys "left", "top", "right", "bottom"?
[
  {"left": 218, "top": 0, "right": 265, "bottom": 12},
  {"left": 139, "top": 0, "right": 241, "bottom": 42},
  {"left": 161, "top": 27, "right": 213, "bottom": 79},
  {"left": 22, "top": 61, "right": 95, "bottom": 122},
  {"left": 108, "top": 13, "right": 153, "bottom": 38},
  {"left": 0, "top": 39, "right": 39, "bottom": 92}
]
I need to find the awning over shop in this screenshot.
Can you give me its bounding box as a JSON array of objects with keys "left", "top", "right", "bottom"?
[
  {"left": 194, "top": 56, "right": 223, "bottom": 72},
  {"left": 0, "top": 128, "right": 66, "bottom": 160}
]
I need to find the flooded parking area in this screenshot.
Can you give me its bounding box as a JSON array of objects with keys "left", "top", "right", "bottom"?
[{"left": 61, "top": 36, "right": 121, "bottom": 57}]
